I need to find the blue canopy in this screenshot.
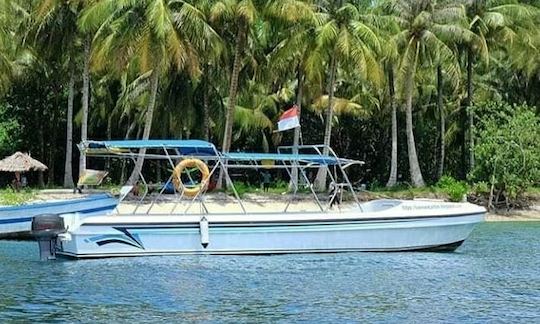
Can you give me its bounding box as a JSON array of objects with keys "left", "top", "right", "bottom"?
[
  {"left": 224, "top": 152, "right": 349, "bottom": 165},
  {"left": 83, "top": 140, "right": 217, "bottom": 156},
  {"left": 80, "top": 140, "right": 361, "bottom": 165}
]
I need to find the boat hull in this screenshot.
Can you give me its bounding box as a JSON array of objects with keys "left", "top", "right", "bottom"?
[
  {"left": 0, "top": 194, "right": 117, "bottom": 236},
  {"left": 57, "top": 212, "right": 484, "bottom": 258}
]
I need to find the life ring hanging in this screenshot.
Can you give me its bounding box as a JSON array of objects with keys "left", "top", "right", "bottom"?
[{"left": 172, "top": 159, "right": 210, "bottom": 197}]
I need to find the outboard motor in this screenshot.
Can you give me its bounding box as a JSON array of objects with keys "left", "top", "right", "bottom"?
[{"left": 31, "top": 214, "right": 66, "bottom": 261}]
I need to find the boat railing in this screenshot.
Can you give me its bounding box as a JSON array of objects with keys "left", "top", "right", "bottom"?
[{"left": 78, "top": 140, "right": 364, "bottom": 215}]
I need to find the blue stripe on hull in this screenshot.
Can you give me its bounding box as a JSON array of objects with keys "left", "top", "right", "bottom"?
[
  {"left": 57, "top": 240, "right": 467, "bottom": 259},
  {"left": 0, "top": 194, "right": 112, "bottom": 212},
  {"left": 0, "top": 204, "right": 117, "bottom": 225}
]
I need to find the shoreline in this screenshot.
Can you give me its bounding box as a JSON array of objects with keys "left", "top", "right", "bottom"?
[{"left": 26, "top": 190, "right": 540, "bottom": 222}]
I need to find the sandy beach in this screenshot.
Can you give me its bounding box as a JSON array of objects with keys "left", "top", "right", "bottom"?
[{"left": 32, "top": 190, "right": 540, "bottom": 222}]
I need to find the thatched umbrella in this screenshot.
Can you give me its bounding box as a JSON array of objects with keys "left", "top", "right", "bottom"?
[
  {"left": 0, "top": 152, "right": 47, "bottom": 190},
  {"left": 0, "top": 152, "right": 48, "bottom": 172}
]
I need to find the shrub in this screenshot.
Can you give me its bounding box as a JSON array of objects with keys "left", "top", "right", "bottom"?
[
  {"left": 470, "top": 102, "right": 540, "bottom": 203},
  {"left": 436, "top": 176, "right": 468, "bottom": 202}
]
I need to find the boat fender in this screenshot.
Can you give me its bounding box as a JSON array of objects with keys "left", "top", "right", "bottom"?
[
  {"left": 31, "top": 214, "right": 66, "bottom": 261},
  {"left": 172, "top": 159, "right": 210, "bottom": 197},
  {"left": 200, "top": 216, "right": 209, "bottom": 248}
]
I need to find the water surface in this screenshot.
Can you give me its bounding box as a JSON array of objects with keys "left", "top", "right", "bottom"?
[{"left": 1, "top": 222, "right": 539, "bottom": 322}]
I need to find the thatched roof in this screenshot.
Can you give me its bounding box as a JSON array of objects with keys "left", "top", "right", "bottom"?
[{"left": 0, "top": 152, "right": 48, "bottom": 172}]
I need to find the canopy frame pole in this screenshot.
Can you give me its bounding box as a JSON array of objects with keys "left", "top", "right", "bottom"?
[
  {"left": 184, "top": 160, "right": 221, "bottom": 215},
  {"left": 146, "top": 146, "right": 180, "bottom": 214},
  {"left": 299, "top": 163, "right": 324, "bottom": 212},
  {"left": 277, "top": 146, "right": 323, "bottom": 212},
  {"left": 220, "top": 153, "right": 247, "bottom": 214},
  {"left": 162, "top": 148, "right": 185, "bottom": 214},
  {"left": 328, "top": 146, "right": 363, "bottom": 211},
  {"left": 131, "top": 156, "right": 149, "bottom": 215},
  {"left": 169, "top": 149, "right": 189, "bottom": 215},
  {"left": 323, "top": 166, "right": 339, "bottom": 212},
  {"left": 282, "top": 160, "right": 300, "bottom": 213},
  {"left": 222, "top": 160, "right": 247, "bottom": 214}
]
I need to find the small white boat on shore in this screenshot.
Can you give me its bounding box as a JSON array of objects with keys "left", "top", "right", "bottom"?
[
  {"left": 30, "top": 140, "right": 485, "bottom": 260},
  {"left": 0, "top": 193, "right": 118, "bottom": 236}
]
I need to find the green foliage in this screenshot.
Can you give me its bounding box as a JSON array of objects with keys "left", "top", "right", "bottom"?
[
  {"left": 0, "top": 188, "right": 37, "bottom": 205},
  {"left": 470, "top": 102, "right": 540, "bottom": 199},
  {"left": 0, "top": 103, "right": 19, "bottom": 156},
  {"left": 226, "top": 179, "right": 290, "bottom": 197},
  {"left": 1, "top": 0, "right": 540, "bottom": 191},
  {"left": 436, "top": 176, "right": 468, "bottom": 202}
]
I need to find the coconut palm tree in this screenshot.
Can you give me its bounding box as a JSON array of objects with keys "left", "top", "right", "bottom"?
[
  {"left": 313, "top": 1, "right": 382, "bottom": 190},
  {"left": 461, "top": 0, "right": 535, "bottom": 172},
  {"left": 510, "top": 29, "right": 540, "bottom": 84},
  {"left": 185, "top": 0, "right": 224, "bottom": 141},
  {"left": 0, "top": 0, "right": 15, "bottom": 95},
  {"left": 30, "top": 0, "right": 83, "bottom": 188},
  {"left": 34, "top": 0, "right": 100, "bottom": 178},
  {"left": 81, "top": 0, "right": 201, "bottom": 184},
  {"left": 0, "top": 0, "right": 31, "bottom": 92},
  {"left": 267, "top": 5, "right": 322, "bottom": 188},
  {"left": 211, "top": 0, "right": 315, "bottom": 155},
  {"left": 362, "top": 4, "right": 402, "bottom": 187},
  {"left": 388, "top": 0, "right": 469, "bottom": 187}
]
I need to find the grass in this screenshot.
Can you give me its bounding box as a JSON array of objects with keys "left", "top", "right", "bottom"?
[
  {"left": 367, "top": 185, "right": 448, "bottom": 199},
  {"left": 226, "top": 181, "right": 289, "bottom": 197},
  {"left": 0, "top": 188, "right": 37, "bottom": 205}
]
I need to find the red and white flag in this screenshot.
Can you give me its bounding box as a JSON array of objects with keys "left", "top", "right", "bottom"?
[{"left": 277, "top": 105, "right": 300, "bottom": 131}]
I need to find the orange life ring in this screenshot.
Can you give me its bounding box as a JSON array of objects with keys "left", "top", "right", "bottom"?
[{"left": 172, "top": 159, "right": 210, "bottom": 197}]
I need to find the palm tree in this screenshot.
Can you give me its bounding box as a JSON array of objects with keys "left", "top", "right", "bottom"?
[
  {"left": 80, "top": 35, "right": 90, "bottom": 175},
  {"left": 81, "top": 0, "right": 200, "bottom": 184},
  {"left": 267, "top": 4, "right": 321, "bottom": 188},
  {"left": 232, "top": 81, "right": 281, "bottom": 146},
  {"left": 511, "top": 29, "right": 540, "bottom": 86},
  {"left": 313, "top": 1, "right": 382, "bottom": 190},
  {"left": 31, "top": 0, "right": 85, "bottom": 187},
  {"left": 363, "top": 5, "right": 401, "bottom": 187},
  {"left": 211, "top": 0, "right": 315, "bottom": 155},
  {"left": 187, "top": 0, "right": 224, "bottom": 141},
  {"left": 210, "top": 0, "right": 255, "bottom": 155},
  {"left": 385, "top": 61, "right": 398, "bottom": 186},
  {"left": 461, "top": 0, "right": 535, "bottom": 172},
  {"left": 388, "top": 0, "right": 467, "bottom": 187},
  {"left": 0, "top": 0, "right": 15, "bottom": 95}
]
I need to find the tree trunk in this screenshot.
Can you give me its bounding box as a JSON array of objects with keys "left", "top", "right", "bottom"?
[
  {"left": 127, "top": 67, "right": 160, "bottom": 185},
  {"left": 105, "top": 113, "right": 113, "bottom": 171},
  {"left": 437, "top": 65, "right": 445, "bottom": 180},
  {"left": 221, "top": 19, "right": 246, "bottom": 154},
  {"left": 467, "top": 47, "right": 474, "bottom": 173},
  {"left": 203, "top": 65, "right": 210, "bottom": 141},
  {"left": 218, "top": 20, "right": 246, "bottom": 189},
  {"left": 79, "top": 36, "right": 91, "bottom": 175},
  {"left": 47, "top": 106, "right": 57, "bottom": 186},
  {"left": 38, "top": 122, "right": 45, "bottom": 188},
  {"left": 290, "top": 66, "right": 304, "bottom": 190},
  {"left": 47, "top": 143, "right": 55, "bottom": 187},
  {"left": 386, "top": 64, "right": 398, "bottom": 187},
  {"left": 404, "top": 60, "right": 425, "bottom": 187},
  {"left": 156, "top": 122, "right": 167, "bottom": 183},
  {"left": 120, "top": 118, "right": 137, "bottom": 184},
  {"left": 314, "top": 54, "right": 337, "bottom": 191},
  {"left": 63, "top": 69, "right": 75, "bottom": 188}
]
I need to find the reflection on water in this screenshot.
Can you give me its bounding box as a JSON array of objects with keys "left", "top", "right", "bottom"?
[{"left": 0, "top": 222, "right": 539, "bottom": 322}]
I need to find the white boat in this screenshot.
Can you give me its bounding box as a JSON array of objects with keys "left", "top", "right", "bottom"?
[
  {"left": 30, "top": 140, "right": 485, "bottom": 260},
  {"left": 0, "top": 193, "right": 118, "bottom": 236}
]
